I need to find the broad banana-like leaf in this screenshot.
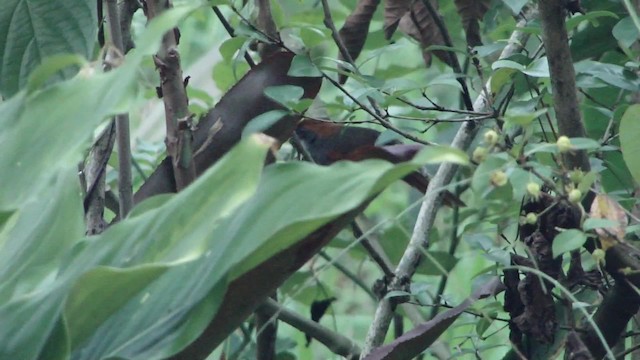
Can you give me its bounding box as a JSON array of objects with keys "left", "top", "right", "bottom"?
[{"left": 169, "top": 144, "right": 466, "bottom": 360}]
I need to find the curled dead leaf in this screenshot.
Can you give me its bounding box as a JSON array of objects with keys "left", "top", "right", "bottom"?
[
  {"left": 383, "top": 0, "right": 413, "bottom": 39},
  {"left": 454, "top": 0, "right": 490, "bottom": 47},
  {"left": 397, "top": 0, "right": 452, "bottom": 67},
  {"left": 338, "top": 0, "right": 381, "bottom": 83},
  {"left": 589, "top": 194, "right": 628, "bottom": 251}
]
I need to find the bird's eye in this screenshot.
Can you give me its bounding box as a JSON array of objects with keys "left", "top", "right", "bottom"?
[{"left": 296, "top": 127, "right": 317, "bottom": 143}]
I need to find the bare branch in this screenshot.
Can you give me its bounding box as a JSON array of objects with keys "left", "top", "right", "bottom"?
[
  {"left": 106, "top": 0, "right": 134, "bottom": 217},
  {"left": 538, "top": 0, "right": 590, "bottom": 172},
  {"left": 257, "top": 299, "right": 361, "bottom": 358},
  {"left": 146, "top": 0, "right": 196, "bottom": 191}
]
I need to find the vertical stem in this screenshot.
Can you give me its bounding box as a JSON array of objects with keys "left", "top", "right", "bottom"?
[
  {"left": 106, "top": 0, "right": 134, "bottom": 217},
  {"left": 146, "top": 0, "right": 196, "bottom": 191},
  {"left": 538, "top": 0, "right": 590, "bottom": 172}
]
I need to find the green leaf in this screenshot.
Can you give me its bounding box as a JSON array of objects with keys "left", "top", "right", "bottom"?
[
  {"left": 0, "top": 169, "right": 83, "bottom": 359},
  {"left": 0, "top": 0, "right": 97, "bottom": 97},
  {"left": 491, "top": 60, "right": 525, "bottom": 72},
  {"left": 412, "top": 145, "right": 470, "bottom": 166},
  {"left": 0, "top": 5, "right": 200, "bottom": 210},
  {"left": 552, "top": 229, "right": 587, "bottom": 258},
  {"left": 65, "top": 265, "right": 169, "bottom": 347},
  {"left": 566, "top": 11, "right": 619, "bottom": 32},
  {"left": 504, "top": 108, "right": 547, "bottom": 126},
  {"left": 0, "top": 135, "right": 270, "bottom": 359},
  {"left": 288, "top": 54, "right": 322, "bottom": 77},
  {"left": 264, "top": 85, "right": 304, "bottom": 107},
  {"left": 613, "top": 17, "right": 640, "bottom": 48},
  {"left": 583, "top": 218, "right": 618, "bottom": 232},
  {"left": 570, "top": 137, "right": 601, "bottom": 150},
  {"left": 619, "top": 105, "right": 640, "bottom": 184},
  {"left": 243, "top": 110, "right": 290, "bottom": 137},
  {"left": 522, "top": 57, "right": 549, "bottom": 78},
  {"left": 575, "top": 60, "right": 640, "bottom": 91},
  {"left": 25, "top": 54, "right": 89, "bottom": 93},
  {"left": 219, "top": 37, "right": 247, "bottom": 62}
]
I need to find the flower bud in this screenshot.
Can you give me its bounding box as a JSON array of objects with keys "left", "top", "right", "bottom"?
[{"left": 526, "top": 212, "right": 538, "bottom": 225}]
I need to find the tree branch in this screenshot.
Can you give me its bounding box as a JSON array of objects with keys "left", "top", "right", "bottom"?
[
  {"left": 581, "top": 281, "right": 640, "bottom": 359},
  {"left": 538, "top": 0, "right": 590, "bottom": 172},
  {"left": 256, "top": 299, "right": 361, "bottom": 358},
  {"left": 83, "top": 122, "right": 116, "bottom": 235},
  {"left": 146, "top": 0, "right": 196, "bottom": 191},
  {"left": 106, "top": 0, "right": 134, "bottom": 218},
  {"left": 360, "top": 12, "right": 535, "bottom": 357}
]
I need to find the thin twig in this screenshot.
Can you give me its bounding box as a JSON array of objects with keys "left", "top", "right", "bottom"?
[
  {"left": 257, "top": 299, "right": 361, "bottom": 358},
  {"left": 319, "top": 0, "right": 355, "bottom": 65},
  {"left": 106, "top": 0, "right": 134, "bottom": 217},
  {"left": 319, "top": 251, "right": 376, "bottom": 299},
  {"left": 212, "top": 6, "right": 256, "bottom": 68},
  {"left": 419, "top": 0, "right": 473, "bottom": 111}
]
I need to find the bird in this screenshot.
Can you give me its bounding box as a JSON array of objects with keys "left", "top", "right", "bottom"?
[{"left": 294, "top": 119, "right": 464, "bottom": 207}]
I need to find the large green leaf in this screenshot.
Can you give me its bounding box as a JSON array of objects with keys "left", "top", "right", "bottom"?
[
  {"left": 0, "top": 6, "right": 206, "bottom": 359},
  {"left": 70, "top": 154, "right": 438, "bottom": 359},
  {"left": 0, "top": 133, "right": 270, "bottom": 359},
  {"left": 619, "top": 105, "right": 640, "bottom": 184},
  {"left": 0, "top": 5, "right": 201, "bottom": 211},
  {"left": 0, "top": 0, "right": 96, "bottom": 97},
  {"left": 0, "top": 169, "right": 84, "bottom": 304}
]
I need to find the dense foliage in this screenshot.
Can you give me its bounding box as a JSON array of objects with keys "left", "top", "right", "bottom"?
[{"left": 1, "top": 0, "right": 640, "bottom": 359}]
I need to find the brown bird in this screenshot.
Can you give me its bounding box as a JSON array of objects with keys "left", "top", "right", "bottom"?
[{"left": 294, "top": 119, "right": 464, "bottom": 206}]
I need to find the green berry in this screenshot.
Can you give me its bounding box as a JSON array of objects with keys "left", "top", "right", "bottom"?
[
  {"left": 473, "top": 146, "right": 488, "bottom": 163},
  {"left": 490, "top": 170, "right": 508, "bottom": 187},
  {"left": 526, "top": 182, "right": 541, "bottom": 199},
  {"left": 484, "top": 130, "right": 499, "bottom": 146},
  {"left": 556, "top": 136, "right": 572, "bottom": 153},
  {"left": 568, "top": 189, "right": 582, "bottom": 203}
]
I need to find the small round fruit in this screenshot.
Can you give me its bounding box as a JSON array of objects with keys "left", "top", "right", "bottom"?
[
  {"left": 473, "top": 146, "right": 488, "bottom": 163},
  {"left": 527, "top": 182, "right": 541, "bottom": 199},
  {"left": 490, "top": 170, "right": 508, "bottom": 187},
  {"left": 526, "top": 212, "right": 538, "bottom": 225},
  {"left": 556, "top": 136, "right": 572, "bottom": 153},
  {"left": 484, "top": 130, "right": 499, "bottom": 146},
  {"left": 568, "top": 189, "right": 582, "bottom": 203}
]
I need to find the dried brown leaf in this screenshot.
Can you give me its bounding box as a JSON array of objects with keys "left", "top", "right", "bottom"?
[
  {"left": 338, "top": 0, "right": 381, "bottom": 83},
  {"left": 363, "top": 277, "right": 505, "bottom": 360},
  {"left": 454, "top": 0, "right": 490, "bottom": 47},
  {"left": 383, "top": 0, "right": 412, "bottom": 39},
  {"left": 589, "top": 194, "right": 628, "bottom": 250},
  {"left": 397, "top": 0, "right": 452, "bottom": 67}
]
